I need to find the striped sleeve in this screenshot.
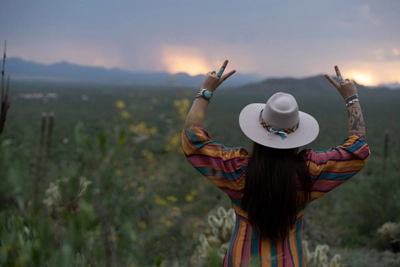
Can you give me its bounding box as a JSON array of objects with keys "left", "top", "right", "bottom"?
[
  {"left": 181, "top": 125, "right": 249, "bottom": 198},
  {"left": 304, "top": 135, "right": 371, "bottom": 201}
]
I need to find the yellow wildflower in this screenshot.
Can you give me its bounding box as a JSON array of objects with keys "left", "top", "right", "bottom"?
[
  {"left": 138, "top": 221, "right": 147, "bottom": 230},
  {"left": 149, "top": 127, "right": 157, "bottom": 135},
  {"left": 137, "top": 186, "right": 144, "bottom": 193},
  {"left": 166, "top": 196, "right": 178, "bottom": 203},
  {"left": 164, "top": 133, "right": 181, "bottom": 151},
  {"left": 130, "top": 122, "right": 157, "bottom": 136},
  {"left": 155, "top": 196, "right": 168, "bottom": 206},
  {"left": 171, "top": 206, "right": 181, "bottom": 216},
  {"left": 137, "top": 122, "right": 150, "bottom": 135},
  {"left": 121, "top": 110, "right": 131, "bottom": 119},
  {"left": 118, "top": 137, "right": 126, "bottom": 145},
  {"left": 141, "top": 150, "right": 154, "bottom": 162},
  {"left": 115, "top": 169, "right": 124, "bottom": 176},
  {"left": 192, "top": 220, "right": 205, "bottom": 229},
  {"left": 204, "top": 228, "right": 212, "bottom": 236},
  {"left": 115, "top": 100, "right": 126, "bottom": 109},
  {"left": 159, "top": 217, "right": 173, "bottom": 227},
  {"left": 173, "top": 98, "right": 190, "bottom": 120},
  {"left": 185, "top": 195, "right": 194, "bottom": 202}
]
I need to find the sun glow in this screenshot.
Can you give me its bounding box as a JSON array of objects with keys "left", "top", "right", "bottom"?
[
  {"left": 347, "top": 72, "right": 374, "bottom": 86},
  {"left": 162, "top": 46, "right": 212, "bottom": 76}
]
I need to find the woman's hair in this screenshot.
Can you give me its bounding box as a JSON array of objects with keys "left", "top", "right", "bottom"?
[{"left": 241, "top": 142, "right": 312, "bottom": 241}]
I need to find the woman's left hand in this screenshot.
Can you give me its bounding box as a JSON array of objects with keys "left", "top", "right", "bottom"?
[{"left": 200, "top": 60, "right": 236, "bottom": 92}]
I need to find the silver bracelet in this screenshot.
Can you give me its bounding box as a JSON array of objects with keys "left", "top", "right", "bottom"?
[
  {"left": 346, "top": 98, "right": 359, "bottom": 107},
  {"left": 345, "top": 94, "right": 359, "bottom": 103},
  {"left": 195, "top": 89, "right": 213, "bottom": 102}
]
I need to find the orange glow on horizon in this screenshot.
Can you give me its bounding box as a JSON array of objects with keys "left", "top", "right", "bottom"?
[
  {"left": 348, "top": 72, "right": 374, "bottom": 86},
  {"left": 162, "top": 46, "right": 212, "bottom": 76}
]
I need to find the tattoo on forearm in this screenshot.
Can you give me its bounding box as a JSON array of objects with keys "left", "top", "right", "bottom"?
[{"left": 348, "top": 106, "right": 366, "bottom": 139}]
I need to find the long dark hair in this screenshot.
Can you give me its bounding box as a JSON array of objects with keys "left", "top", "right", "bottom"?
[{"left": 241, "top": 142, "right": 312, "bottom": 241}]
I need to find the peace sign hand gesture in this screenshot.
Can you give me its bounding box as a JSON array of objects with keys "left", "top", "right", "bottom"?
[
  {"left": 324, "top": 65, "right": 358, "bottom": 100},
  {"left": 201, "top": 60, "right": 236, "bottom": 93}
]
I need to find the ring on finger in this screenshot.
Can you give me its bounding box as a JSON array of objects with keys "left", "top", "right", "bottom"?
[
  {"left": 338, "top": 76, "right": 344, "bottom": 83},
  {"left": 217, "top": 67, "right": 225, "bottom": 77}
]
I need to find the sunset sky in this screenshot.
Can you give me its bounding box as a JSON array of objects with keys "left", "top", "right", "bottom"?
[{"left": 1, "top": 0, "right": 399, "bottom": 86}]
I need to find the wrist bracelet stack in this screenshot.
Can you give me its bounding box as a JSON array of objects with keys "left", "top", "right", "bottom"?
[
  {"left": 345, "top": 94, "right": 359, "bottom": 107},
  {"left": 195, "top": 89, "right": 213, "bottom": 102}
]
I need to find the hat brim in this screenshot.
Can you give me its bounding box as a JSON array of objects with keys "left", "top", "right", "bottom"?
[{"left": 239, "top": 103, "right": 319, "bottom": 149}]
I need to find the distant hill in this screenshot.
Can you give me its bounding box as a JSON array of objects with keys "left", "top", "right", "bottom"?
[
  {"left": 234, "top": 75, "right": 400, "bottom": 96},
  {"left": 5, "top": 57, "right": 263, "bottom": 87},
  {"left": 5, "top": 57, "right": 399, "bottom": 90}
]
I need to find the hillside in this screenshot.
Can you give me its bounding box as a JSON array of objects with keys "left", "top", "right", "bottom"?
[{"left": 5, "top": 57, "right": 262, "bottom": 87}]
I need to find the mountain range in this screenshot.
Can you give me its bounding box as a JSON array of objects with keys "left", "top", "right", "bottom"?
[
  {"left": 4, "top": 57, "right": 399, "bottom": 90},
  {"left": 4, "top": 57, "right": 262, "bottom": 88}
]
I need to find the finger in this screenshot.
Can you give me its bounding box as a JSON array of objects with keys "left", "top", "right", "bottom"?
[
  {"left": 220, "top": 60, "right": 229, "bottom": 69},
  {"left": 334, "top": 65, "right": 342, "bottom": 78},
  {"left": 217, "top": 60, "right": 229, "bottom": 77},
  {"left": 222, "top": 69, "right": 236, "bottom": 80},
  {"left": 217, "top": 67, "right": 225, "bottom": 77},
  {"left": 324, "top": 73, "right": 340, "bottom": 88}
]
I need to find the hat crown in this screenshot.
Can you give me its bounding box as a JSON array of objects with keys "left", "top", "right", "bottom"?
[
  {"left": 238, "top": 92, "right": 319, "bottom": 149},
  {"left": 262, "top": 93, "right": 299, "bottom": 129}
]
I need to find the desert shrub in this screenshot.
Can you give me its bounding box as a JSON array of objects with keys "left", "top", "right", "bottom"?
[{"left": 1, "top": 79, "right": 400, "bottom": 265}]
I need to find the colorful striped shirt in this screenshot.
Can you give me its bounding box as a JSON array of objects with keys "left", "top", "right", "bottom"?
[{"left": 181, "top": 125, "right": 370, "bottom": 267}]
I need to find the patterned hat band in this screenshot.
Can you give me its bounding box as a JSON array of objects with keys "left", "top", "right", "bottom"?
[{"left": 259, "top": 109, "right": 300, "bottom": 140}]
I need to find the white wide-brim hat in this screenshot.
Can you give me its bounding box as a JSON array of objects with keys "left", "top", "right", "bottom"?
[{"left": 239, "top": 92, "right": 319, "bottom": 149}]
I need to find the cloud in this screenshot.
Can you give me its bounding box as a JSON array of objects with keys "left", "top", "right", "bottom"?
[
  {"left": 374, "top": 48, "right": 400, "bottom": 62},
  {"left": 359, "top": 4, "right": 381, "bottom": 25},
  {"left": 2, "top": 0, "right": 399, "bottom": 85}
]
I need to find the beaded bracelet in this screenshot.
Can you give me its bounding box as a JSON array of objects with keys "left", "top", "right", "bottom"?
[
  {"left": 346, "top": 98, "right": 359, "bottom": 107},
  {"left": 345, "top": 94, "right": 359, "bottom": 103}
]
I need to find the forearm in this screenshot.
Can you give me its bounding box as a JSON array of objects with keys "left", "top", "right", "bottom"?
[
  {"left": 182, "top": 60, "right": 235, "bottom": 128},
  {"left": 346, "top": 102, "right": 366, "bottom": 140},
  {"left": 183, "top": 97, "right": 209, "bottom": 128}
]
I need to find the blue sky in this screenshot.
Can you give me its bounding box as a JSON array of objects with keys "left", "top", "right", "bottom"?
[{"left": 1, "top": 0, "right": 399, "bottom": 85}]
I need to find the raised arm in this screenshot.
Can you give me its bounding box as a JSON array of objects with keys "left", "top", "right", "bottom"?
[
  {"left": 325, "top": 65, "right": 366, "bottom": 140},
  {"left": 183, "top": 60, "right": 236, "bottom": 128}
]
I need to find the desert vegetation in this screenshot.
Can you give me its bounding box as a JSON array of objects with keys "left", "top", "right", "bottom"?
[{"left": 1, "top": 49, "right": 400, "bottom": 266}]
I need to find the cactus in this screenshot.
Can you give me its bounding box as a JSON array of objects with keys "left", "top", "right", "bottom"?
[
  {"left": 377, "top": 222, "right": 400, "bottom": 253},
  {"left": 191, "top": 207, "right": 346, "bottom": 267},
  {"left": 43, "top": 176, "right": 92, "bottom": 219},
  {"left": 191, "top": 207, "right": 235, "bottom": 266},
  {"left": 303, "top": 240, "right": 346, "bottom": 267}
]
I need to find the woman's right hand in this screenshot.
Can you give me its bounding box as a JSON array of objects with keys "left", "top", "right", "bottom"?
[
  {"left": 324, "top": 65, "right": 357, "bottom": 100},
  {"left": 200, "top": 60, "right": 236, "bottom": 93}
]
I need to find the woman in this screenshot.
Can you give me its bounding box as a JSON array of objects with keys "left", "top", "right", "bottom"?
[{"left": 181, "top": 60, "right": 370, "bottom": 266}]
